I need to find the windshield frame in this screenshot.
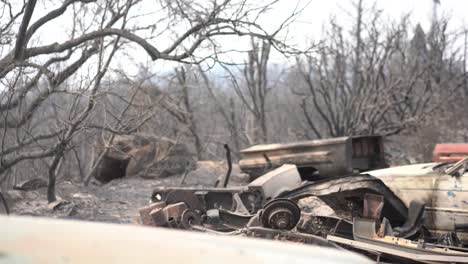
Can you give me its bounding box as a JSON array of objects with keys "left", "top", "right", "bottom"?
[{"left": 445, "top": 156, "right": 468, "bottom": 176}]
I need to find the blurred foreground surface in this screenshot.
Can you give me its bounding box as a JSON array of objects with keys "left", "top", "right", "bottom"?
[{"left": 0, "top": 215, "right": 371, "bottom": 264}]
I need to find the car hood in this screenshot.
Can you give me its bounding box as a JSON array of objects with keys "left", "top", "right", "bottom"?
[{"left": 363, "top": 163, "right": 439, "bottom": 178}]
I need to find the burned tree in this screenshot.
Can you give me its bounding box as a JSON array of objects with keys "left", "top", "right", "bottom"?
[
  {"left": 152, "top": 66, "right": 205, "bottom": 160},
  {"left": 294, "top": 1, "right": 466, "bottom": 139},
  {"left": 0, "top": 0, "right": 297, "bottom": 202},
  {"left": 226, "top": 38, "right": 273, "bottom": 144},
  {"left": 198, "top": 66, "right": 241, "bottom": 155}
]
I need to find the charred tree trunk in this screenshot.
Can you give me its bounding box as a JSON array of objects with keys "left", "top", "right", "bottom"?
[
  {"left": 47, "top": 154, "right": 63, "bottom": 203},
  {"left": 229, "top": 98, "right": 241, "bottom": 155},
  {"left": 176, "top": 67, "right": 203, "bottom": 160}
]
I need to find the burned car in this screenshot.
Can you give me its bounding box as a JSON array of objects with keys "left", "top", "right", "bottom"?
[
  {"left": 366, "top": 156, "right": 468, "bottom": 243},
  {"left": 137, "top": 137, "right": 468, "bottom": 263}
]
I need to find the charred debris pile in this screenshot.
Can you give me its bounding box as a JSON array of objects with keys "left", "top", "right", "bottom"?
[{"left": 137, "top": 135, "right": 468, "bottom": 263}]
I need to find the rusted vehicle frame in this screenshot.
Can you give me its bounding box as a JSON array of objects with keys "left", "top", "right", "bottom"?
[
  {"left": 149, "top": 164, "right": 303, "bottom": 216},
  {"left": 239, "top": 135, "right": 386, "bottom": 180},
  {"left": 146, "top": 166, "right": 407, "bottom": 228}
]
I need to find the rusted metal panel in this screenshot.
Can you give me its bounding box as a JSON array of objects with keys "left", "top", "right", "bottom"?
[
  {"left": 0, "top": 216, "right": 371, "bottom": 264},
  {"left": 138, "top": 201, "right": 166, "bottom": 226},
  {"left": 363, "top": 193, "right": 384, "bottom": 220},
  {"left": 239, "top": 135, "right": 386, "bottom": 180},
  {"left": 433, "top": 144, "right": 468, "bottom": 162}
]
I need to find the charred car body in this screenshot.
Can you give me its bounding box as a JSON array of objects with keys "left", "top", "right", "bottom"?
[
  {"left": 367, "top": 158, "right": 468, "bottom": 243},
  {"left": 239, "top": 135, "right": 386, "bottom": 180},
  {"left": 138, "top": 136, "right": 468, "bottom": 263}
]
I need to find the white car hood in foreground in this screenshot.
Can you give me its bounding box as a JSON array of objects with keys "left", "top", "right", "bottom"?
[
  {"left": 364, "top": 163, "right": 438, "bottom": 178},
  {"left": 0, "top": 216, "right": 371, "bottom": 264}
]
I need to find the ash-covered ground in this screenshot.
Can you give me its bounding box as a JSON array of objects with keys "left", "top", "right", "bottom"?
[
  {"left": 4, "top": 161, "right": 333, "bottom": 223},
  {"left": 5, "top": 162, "right": 248, "bottom": 223}
]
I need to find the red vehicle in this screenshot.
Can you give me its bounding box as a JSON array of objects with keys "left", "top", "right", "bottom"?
[{"left": 433, "top": 143, "right": 468, "bottom": 162}]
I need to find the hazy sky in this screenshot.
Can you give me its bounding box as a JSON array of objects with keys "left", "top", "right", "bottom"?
[
  {"left": 148, "top": 0, "right": 468, "bottom": 73},
  {"left": 25, "top": 0, "right": 468, "bottom": 75},
  {"left": 289, "top": 0, "right": 466, "bottom": 38}
]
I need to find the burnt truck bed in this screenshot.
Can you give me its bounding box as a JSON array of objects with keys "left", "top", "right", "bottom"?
[{"left": 239, "top": 135, "right": 387, "bottom": 180}]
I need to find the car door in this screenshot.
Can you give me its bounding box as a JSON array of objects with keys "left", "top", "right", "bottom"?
[{"left": 431, "top": 160, "right": 468, "bottom": 237}]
